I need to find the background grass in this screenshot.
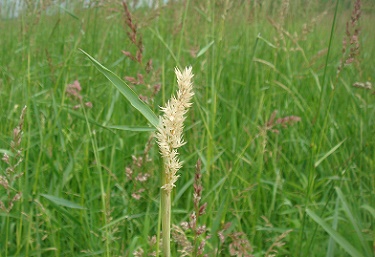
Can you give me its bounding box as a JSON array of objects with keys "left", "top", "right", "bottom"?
[{"left": 1, "top": 0, "right": 374, "bottom": 256}]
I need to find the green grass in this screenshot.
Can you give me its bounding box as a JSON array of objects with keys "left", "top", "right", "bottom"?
[{"left": 1, "top": 0, "right": 375, "bottom": 256}]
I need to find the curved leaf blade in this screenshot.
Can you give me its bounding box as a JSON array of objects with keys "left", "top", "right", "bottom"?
[
  {"left": 196, "top": 40, "right": 214, "bottom": 58},
  {"left": 107, "top": 125, "right": 156, "bottom": 132},
  {"left": 306, "top": 209, "right": 364, "bottom": 257},
  {"left": 80, "top": 49, "right": 159, "bottom": 128},
  {"left": 361, "top": 204, "right": 375, "bottom": 219},
  {"left": 41, "top": 194, "right": 86, "bottom": 210}
]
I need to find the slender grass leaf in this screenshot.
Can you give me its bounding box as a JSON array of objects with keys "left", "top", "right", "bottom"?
[
  {"left": 361, "top": 205, "right": 375, "bottom": 219},
  {"left": 101, "top": 213, "right": 146, "bottom": 230},
  {"left": 335, "top": 187, "right": 372, "bottom": 256},
  {"left": 59, "top": 6, "right": 79, "bottom": 20},
  {"left": 65, "top": 107, "right": 154, "bottom": 132},
  {"left": 193, "top": 6, "right": 211, "bottom": 22},
  {"left": 174, "top": 178, "right": 194, "bottom": 205},
  {"left": 106, "top": 125, "right": 156, "bottom": 132},
  {"left": 105, "top": 89, "right": 118, "bottom": 124},
  {"left": 258, "top": 34, "right": 277, "bottom": 49},
  {"left": 253, "top": 58, "right": 276, "bottom": 70},
  {"left": 148, "top": 28, "right": 179, "bottom": 66},
  {"left": 314, "top": 138, "right": 346, "bottom": 168},
  {"left": 41, "top": 194, "right": 86, "bottom": 210},
  {"left": 62, "top": 155, "right": 74, "bottom": 187},
  {"left": 77, "top": 250, "right": 105, "bottom": 257},
  {"left": 306, "top": 209, "right": 364, "bottom": 257},
  {"left": 128, "top": 236, "right": 140, "bottom": 257},
  {"left": 196, "top": 41, "right": 215, "bottom": 58},
  {"left": 211, "top": 193, "right": 228, "bottom": 236},
  {"left": 79, "top": 49, "right": 159, "bottom": 128},
  {"left": 46, "top": 203, "right": 83, "bottom": 226},
  {"left": 0, "top": 149, "right": 13, "bottom": 157},
  {"left": 64, "top": 108, "right": 113, "bottom": 131},
  {"left": 327, "top": 197, "right": 340, "bottom": 257}
]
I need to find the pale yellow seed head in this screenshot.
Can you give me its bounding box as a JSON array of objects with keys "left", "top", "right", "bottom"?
[{"left": 156, "top": 67, "right": 194, "bottom": 192}]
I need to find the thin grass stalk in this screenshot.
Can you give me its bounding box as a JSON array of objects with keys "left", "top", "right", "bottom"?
[
  {"left": 176, "top": 0, "right": 191, "bottom": 62},
  {"left": 82, "top": 104, "right": 110, "bottom": 257},
  {"left": 299, "top": 0, "right": 340, "bottom": 255},
  {"left": 161, "top": 183, "right": 171, "bottom": 256}
]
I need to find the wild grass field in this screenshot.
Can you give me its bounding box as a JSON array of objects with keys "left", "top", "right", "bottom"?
[{"left": 0, "top": 0, "right": 375, "bottom": 256}]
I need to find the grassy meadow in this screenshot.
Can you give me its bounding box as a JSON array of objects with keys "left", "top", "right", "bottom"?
[{"left": 1, "top": 0, "right": 375, "bottom": 256}]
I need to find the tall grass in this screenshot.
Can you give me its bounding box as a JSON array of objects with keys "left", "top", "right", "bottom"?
[{"left": 1, "top": 0, "right": 374, "bottom": 256}]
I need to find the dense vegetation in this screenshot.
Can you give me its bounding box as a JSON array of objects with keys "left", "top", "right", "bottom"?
[{"left": 1, "top": 0, "right": 374, "bottom": 256}]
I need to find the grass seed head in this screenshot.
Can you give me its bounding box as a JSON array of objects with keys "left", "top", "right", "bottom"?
[{"left": 156, "top": 67, "right": 194, "bottom": 192}]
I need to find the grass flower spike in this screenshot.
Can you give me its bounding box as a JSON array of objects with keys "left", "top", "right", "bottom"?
[
  {"left": 156, "top": 66, "right": 194, "bottom": 257},
  {"left": 156, "top": 66, "right": 194, "bottom": 193}
]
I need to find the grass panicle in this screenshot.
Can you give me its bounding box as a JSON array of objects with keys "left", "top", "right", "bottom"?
[
  {"left": 156, "top": 66, "right": 194, "bottom": 193},
  {"left": 1, "top": 105, "right": 27, "bottom": 213}
]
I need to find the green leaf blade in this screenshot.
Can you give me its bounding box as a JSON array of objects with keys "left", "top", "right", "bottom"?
[
  {"left": 314, "top": 138, "right": 346, "bottom": 168},
  {"left": 306, "top": 209, "right": 364, "bottom": 257},
  {"left": 196, "top": 40, "right": 215, "bottom": 58},
  {"left": 41, "top": 194, "right": 86, "bottom": 210},
  {"left": 80, "top": 49, "right": 159, "bottom": 128},
  {"left": 106, "top": 125, "right": 156, "bottom": 132}
]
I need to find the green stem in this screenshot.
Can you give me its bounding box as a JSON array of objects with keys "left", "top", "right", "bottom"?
[
  {"left": 161, "top": 188, "right": 171, "bottom": 257},
  {"left": 298, "top": 1, "right": 340, "bottom": 255}
]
